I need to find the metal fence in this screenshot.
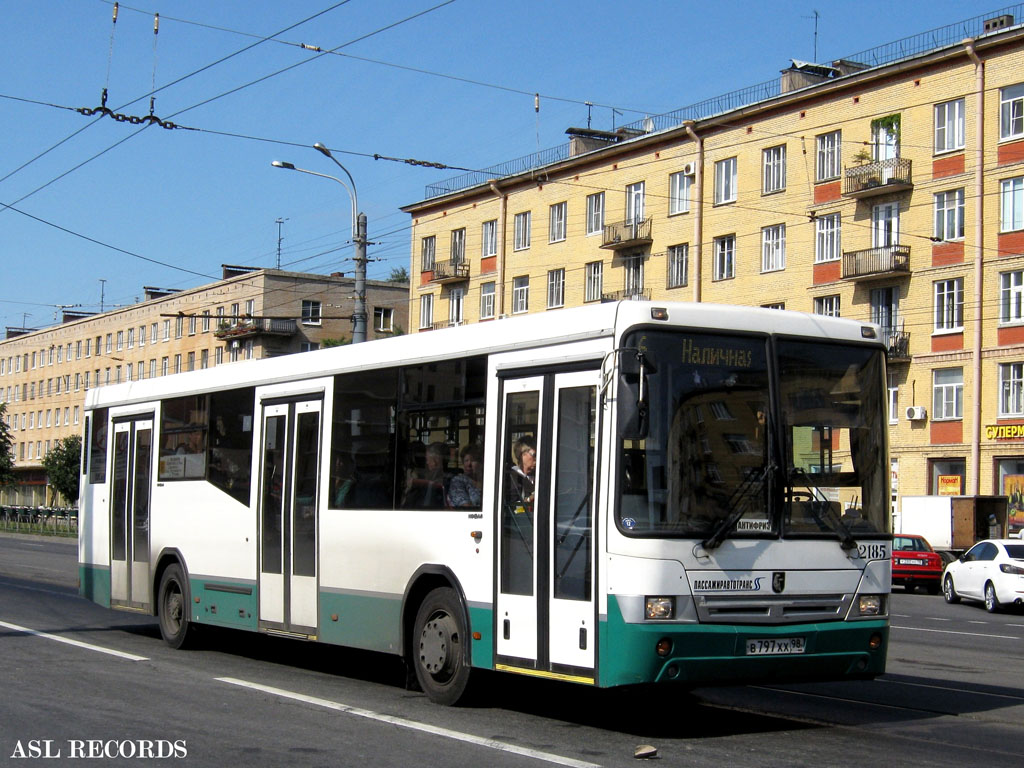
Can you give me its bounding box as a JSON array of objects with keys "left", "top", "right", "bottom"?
[{"left": 424, "top": 3, "right": 1024, "bottom": 199}]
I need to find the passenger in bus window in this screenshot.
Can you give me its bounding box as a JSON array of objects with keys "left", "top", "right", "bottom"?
[
  {"left": 331, "top": 452, "right": 357, "bottom": 508},
  {"left": 506, "top": 436, "right": 536, "bottom": 515},
  {"left": 448, "top": 443, "right": 483, "bottom": 508},
  {"left": 403, "top": 441, "right": 449, "bottom": 508}
]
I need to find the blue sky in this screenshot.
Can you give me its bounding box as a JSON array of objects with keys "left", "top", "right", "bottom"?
[{"left": 0, "top": 0, "right": 1002, "bottom": 329}]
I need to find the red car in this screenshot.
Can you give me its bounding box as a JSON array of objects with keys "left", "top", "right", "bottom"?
[{"left": 892, "top": 534, "right": 944, "bottom": 594}]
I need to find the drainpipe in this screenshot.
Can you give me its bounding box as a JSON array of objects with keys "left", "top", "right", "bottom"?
[
  {"left": 489, "top": 180, "right": 508, "bottom": 318},
  {"left": 683, "top": 121, "right": 704, "bottom": 302},
  {"left": 964, "top": 38, "right": 983, "bottom": 496}
]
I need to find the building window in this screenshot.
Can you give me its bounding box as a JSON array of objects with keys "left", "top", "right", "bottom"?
[
  {"left": 1000, "top": 362, "right": 1024, "bottom": 417},
  {"left": 514, "top": 212, "right": 531, "bottom": 251},
  {"left": 761, "top": 223, "right": 786, "bottom": 272},
  {"left": 585, "top": 261, "right": 603, "bottom": 303},
  {"left": 200, "top": 349, "right": 209, "bottom": 369},
  {"left": 481, "top": 220, "right": 497, "bottom": 258},
  {"left": 162, "top": 320, "right": 170, "bottom": 341},
  {"left": 189, "top": 315, "right": 197, "bottom": 335},
  {"left": 116, "top": 331, "right": 123, "bottom": 351},
  {"left": 374, "top": 307, "right": 393, "bottom": 332},
  {"left": 586, "top": 192, "right": 604, "bottom": 235},
  {"left": 667, "top": 244, "right": 688, "bottom": 289},
  {"left": 934, "top": 278, "right": 964, "bottom": 332},
  {"left": 932, "top": 368, "right": 963, "bottom": 420},
  {"left": 202, "top": 310, "right": 210, "bottom": 333},
  {"left": 934, "top": 98, "right": 965, "bottom": 153},
  {"left": 814, "top": 295, "right": 841, "bottom": 317},
  {"left": 161, "top": 357, "right": 169, "bottom": 377},
  {"left": 1002, "top": 176, "right": 1024, "bottom": 232},
  {"left": 175, "top": 316, "right": 183, "bottom": 339},
  {"left": 548, "top": 202, "right": 567, "bottom": 243},
  {"left": 480, "top": 282, "right": 495, "bottom": 319},
  {"left": 512, "top": 276, "right": 529, "bottom": 314},
  {"left": 299, "top": 342, "right": 318, "bottom": 353},
  {"left": 126, "top": 328, "right": 134, "bottom": 349},
  {"left": 450, "top": 228, "right": 466, "bottom": 263},
  {"left": 1001, "top": 270, "right": 1024, "bottom": 323},
  {"left": 713, "top": 235, "right": 735, "bottom": 281},
  {"left": 934, "top": 189, "right": 965, "bottom": 241},
  {"left": 186, "top": 352, "right": 195, "bottom": 372},
  {"left": 301, "top": 300, "right": 322, "bottom": 325},
  {"left": 816, "top": 130, "right": 841, "bottom": 181},
  {"left": 547, "top": 269, "right": 565, "bottom": 308},
  {"left": 624, "top": 256, "right": 644, "bottom": 297},
  {"left": 815, "top": 213, "right": 841, "bottom": 262},
  {"left": 1000, "top": 83, "right": 1024, "bottom": 141},
  {"left": 714, "top": 157, "right": 737, "bottom": 204},
  {"left": 762, "top": 145, "right": 786, "bottom": 193},
  {"left": 872, "top": 202, "right": 900, "bottom": 247},
  {"left": 762, "top": 303, "right": 785, "bottom": 310},
  {"left": 888, "top": 374, "right": 897, "bottom": 423},
  {"left": 419, "top": 294, "right": 434, "bottom": 329},
  {"left": 421, "top": 235, "right": 436, "bottom": 271},
  {"left": 105, "top": 333, "right": 113, "bottom": 353},
  {"left": 625, "top": 182, "right": 645, "bottom": 223},
  {"left": 669, "top": 170, "right": 692, "bottom": 214},
  {"left": 449, "top": 288, "right": 464, "bottom": 326}
]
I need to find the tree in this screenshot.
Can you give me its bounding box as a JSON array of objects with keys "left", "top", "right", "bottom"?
[
  {"left": 388, "top": 266, "right": 409, "bottom": 284},
  {"left": 42, "top": 434, "right": 82, "bottom": 506},
  {"left": 0, "top": 402, "right": 15, "bottom": 487}
]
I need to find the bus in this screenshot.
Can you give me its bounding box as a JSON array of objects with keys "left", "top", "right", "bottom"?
[{"left": 79, "top": 301, "right": 891, "bottom": 704}]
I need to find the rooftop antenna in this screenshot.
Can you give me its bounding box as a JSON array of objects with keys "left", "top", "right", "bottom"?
[
  {"left": 585, "top": 101, "right": 594, "bottom": 129},
  {"left": 803, "top": 9, "right": 821, "bottom": 62},
  {"left": 275, "top": 217, "right": 288, "bottom": 269},
  {"left": 99, "top": 278, "right": 107, "bottom": 313}
]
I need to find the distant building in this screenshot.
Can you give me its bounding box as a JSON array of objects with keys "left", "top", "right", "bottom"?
[
  {"left": 0, "top": 265, "right": 408, "bottom": 505},
  {"left": 401, "top": 11, "right": 1024, "bottom": 529}
]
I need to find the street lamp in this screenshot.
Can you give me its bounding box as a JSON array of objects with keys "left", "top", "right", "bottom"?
[{"left": 271, "top": 147, "right": 368, "bottom": 344}]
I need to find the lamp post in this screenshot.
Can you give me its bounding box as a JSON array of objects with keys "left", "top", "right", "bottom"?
[{"left": 271, "top": 147, "right": 368, "bottom": 344}]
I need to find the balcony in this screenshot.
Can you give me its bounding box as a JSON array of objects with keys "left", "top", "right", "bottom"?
[
  {"left": 882, "top": 328, "right": 911, "bottom": 362},
  {"left": 430, "top": 259, "right": 470, "bottom": 284},
  {"left": 841, "top": 244, "right": 910, "bottom": 281},
  {"left": 601, "top": 287, "right": 651, "bottom": 302},
  {"left": 600, "top": 218, "right": 653, "bottom": 250},
  {"left": 214, "top": 318, "right": 297, "bottom": 340},
  {"left": 843, "top": 157, "right": 913, "bottom": 199},
  {"left": 428, "top": 319, "right": 466, "bottom": 331}
]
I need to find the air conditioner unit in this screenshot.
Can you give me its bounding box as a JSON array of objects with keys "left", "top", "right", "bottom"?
[
  {"left": 905, "top": 406, "right": 927, "bottom": 421},
  {"left": 683, "top": 162, "right": 696, "bottom": 176}
]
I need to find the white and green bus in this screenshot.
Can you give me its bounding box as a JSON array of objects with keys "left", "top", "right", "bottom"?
[{"left": 79, "top": 301, "right": 891, "bottom": 704}]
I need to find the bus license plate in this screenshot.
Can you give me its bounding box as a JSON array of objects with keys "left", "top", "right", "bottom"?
[{"left": 746, "top": 637, "right": 805, "bottom": 655}]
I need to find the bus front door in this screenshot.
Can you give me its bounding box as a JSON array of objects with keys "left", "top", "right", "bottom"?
[
  {"left": 496, "top": 370, "right": 599, "bottom": 683},
  {"left": 110, "top": 416, "right": 154, "bottom": 610},
  {"left": 258, "top": 398, "right": 322, "bottom": 636}
]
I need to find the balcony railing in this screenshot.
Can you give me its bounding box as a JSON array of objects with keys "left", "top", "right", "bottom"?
[
  {"left": 879, "top": 327, "right": 911, "bottom": 361},
  {"left": 600, "top": 218, "right": 653, "bottom": 250},
  {"left": 601, "top": 287, "right": 651, "bottom": 302},
  {"left": 430, "top": 260, "right": 470, "bottom": 284},
  {"left": 214, "top": 318, "right": 297, "bottom": 340},
  {"left": 841, "top": 244, "right": 910, "bottom": 280},
  {"left": 843, "top": 157, "right": 913, "bottom": 198},
  {"left": 428, "top": 319, "right": 465, "bottom": 331}
]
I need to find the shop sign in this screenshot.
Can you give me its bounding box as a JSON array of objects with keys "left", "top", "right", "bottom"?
[
  {"left": 986, "top": 424, "right": 1024, "bottom": 440},
  {"left": 937, "top": 474, "right": 961, "bottom": 496}
]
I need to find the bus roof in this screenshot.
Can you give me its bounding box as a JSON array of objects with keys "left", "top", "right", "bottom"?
[{"left": 83, "top": 301, "right": 880, "bottom": 410}]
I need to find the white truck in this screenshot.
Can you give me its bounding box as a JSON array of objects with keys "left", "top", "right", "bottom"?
[{"left": 895, "top": 495, "right": 1008, "bottom": 560}]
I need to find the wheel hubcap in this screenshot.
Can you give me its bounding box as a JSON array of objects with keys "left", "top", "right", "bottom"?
[{"left": 419, "top": 611, "right": 458, "bottom": 680}]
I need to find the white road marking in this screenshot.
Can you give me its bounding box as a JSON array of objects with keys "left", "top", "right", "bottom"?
[
  {"left": 0, "top": 619, "right": 149, "bottom": 661},
  {"left": 216, "top": 677, "right": 601, "bottom": 768},
  {"left": 891, "top": 624, "right": 1018, "bottom": 640}
]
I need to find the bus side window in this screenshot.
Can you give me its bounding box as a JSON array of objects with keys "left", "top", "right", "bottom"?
[
  {"left": 330, "top": 369, "right": 398, "bottom": 510},
  {"left": 88, "top": 408, "right": 108, "bottom": 484},
  {"left": 207, "top": 387, "right": 254, "bottom": 504}
]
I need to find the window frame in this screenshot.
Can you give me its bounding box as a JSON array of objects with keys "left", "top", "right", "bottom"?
[
  {"left": 933, "top": 278, "right": 964, "bottom": 333},
  {"left": 546, "top": 268, "right": 565, "bottom": 308},
  {"left": 585, "top": 261, "right": 603, "bottom": 303},
  {"left": 815, "top": 213, "right": 841, "bottom": 263},
  {"left": 421, "top": 235, "right": 436, "bottom": 271},
  {"left": 301, "top": 299, "right": 322, "bottom": 326},
  {"left": 667, "top": 244, "right": 688, "bottom": 289},
  {"left": 762, "top": 145, "right": 786, "bottom": 194},
  {"left": 934, "top": 189, "right": 965, "bottom": 241},
  {"left": 713, "top": 234, "right": 736, "bottom": 281},
  {"left": 1000, "top": 362, "right": 1024, "bottom": 417},
  {"left": 419, "top": 293, "right": 434, "bottom": 329},
  {"left": 1001, "top": 176, "right": 1024, "bottom": 233},
  {"left": 934, "top": 98, "right": 965, "bottom": 153},
  {"left": 932, "top": 367, "right": 964, "bottom": 421},
  {"left": 549, "top": 202, "right": 567, "bottom": 244},
  {"left": 816, "top": 130, "right": 842, "bottom": 182},
  {"left": 513, "top": 211, "right": 531, "bottom": 251},
  {"left": 761, "top": 223, "right": 786, "bottom": 273},
  {"left": 1001, "top": 270, "right": 1024, "bottom": 324},
  {"left": 512, "top": 275, "right": 530, "bottom": 314},
  {"left": 481, "top": 220, "right": 497, "bottom": 258},
  {"left": 1000, "top": 83, "right": 1024, "bottom": 141},
  {"left": 586, "top": 192, "right": 604, "bottom": 236},
  {"left": 480, "top": 282, "right": 495, "bottom": 320},
  {"left": 669, "top": 170, "right": 692, "bottom": 214},
  {"left": 450, "top": 228, "right": 466, "bottom": 264},
  {"left": 714, "top": 157, "right": 737, "bottom": 205}
]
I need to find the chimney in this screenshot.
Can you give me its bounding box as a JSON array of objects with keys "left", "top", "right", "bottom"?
[{"left": 984, "top": 14, "right": 1014, "bottom": 32}]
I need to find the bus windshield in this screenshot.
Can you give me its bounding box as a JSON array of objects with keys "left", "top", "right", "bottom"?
[{"left": 616, "top": 329, "right": 888, "bottom": 541}]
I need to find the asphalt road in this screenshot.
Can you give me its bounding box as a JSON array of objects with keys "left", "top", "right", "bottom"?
[{"left": 1, "top": 532, "right": 1022, "bottom": 768}]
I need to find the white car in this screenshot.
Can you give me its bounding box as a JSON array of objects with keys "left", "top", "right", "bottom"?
[{"left": 942, "top": 539, "right": 1024, "bottom": 612}]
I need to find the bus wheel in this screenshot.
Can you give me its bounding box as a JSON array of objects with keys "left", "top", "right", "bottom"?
[
  {"left": 158, "top": 564, "right": 196, "bottom": 649},
  {"left": 413, "top": 587, "right": 471, "bottom": 705}
]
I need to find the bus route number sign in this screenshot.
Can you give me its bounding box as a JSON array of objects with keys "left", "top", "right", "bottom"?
[{"left": 746, "top": 637, "right": 806, "bottom": 656}]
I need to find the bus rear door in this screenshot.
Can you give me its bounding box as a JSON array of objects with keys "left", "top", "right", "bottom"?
[{"left": 110, "top": 414, "right": 154, "bottom": 610}]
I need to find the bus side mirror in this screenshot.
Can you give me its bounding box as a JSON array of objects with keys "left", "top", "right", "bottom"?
[{"left": 618, "top": 350, "right": 654, "bottom": 441}]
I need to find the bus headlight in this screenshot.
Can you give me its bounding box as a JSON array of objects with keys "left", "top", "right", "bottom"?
[
  {"left": 645, "top": 596, "right": 675, "bottom": 620},
  {"left": 857, "top": 594, "right": 883, "bottom": 616}
]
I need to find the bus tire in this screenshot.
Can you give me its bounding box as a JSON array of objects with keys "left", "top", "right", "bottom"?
[
  {"left": 412, "top": 587, "right": 471, "bottom": 705},
  {"left": 158, "top": 564, "right": 196, "bottom": 649}
]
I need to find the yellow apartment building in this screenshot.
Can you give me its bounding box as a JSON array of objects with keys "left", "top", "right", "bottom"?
[
  {"left": 402, "top": 11, "right": 1024, "bottom": 533},
  {"left": 0, "top": 265, "right": 408, "bottom": 505}
]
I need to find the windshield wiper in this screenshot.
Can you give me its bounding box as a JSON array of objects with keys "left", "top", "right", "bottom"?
[
  {"left": 790, "top": 467, "right": 857, "bottom": 551},
  {"left": 701, "top": 463, "right": 775, "bottom": 551}
]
